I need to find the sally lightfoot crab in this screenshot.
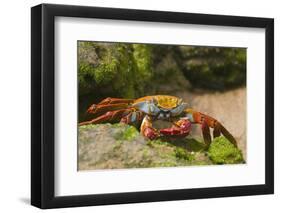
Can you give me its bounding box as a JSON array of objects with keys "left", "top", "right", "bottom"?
[{"left": 79, "top": 95, "right": 237, "bottom": 147}]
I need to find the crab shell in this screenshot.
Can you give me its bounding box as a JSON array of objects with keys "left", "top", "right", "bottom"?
[{"left": 132, "top": 95, "right": 189, "bottom": 120}]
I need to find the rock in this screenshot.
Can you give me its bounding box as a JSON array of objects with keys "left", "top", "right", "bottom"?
[{"left": 78, "top": 123, "right": 244, "bottom": 170}]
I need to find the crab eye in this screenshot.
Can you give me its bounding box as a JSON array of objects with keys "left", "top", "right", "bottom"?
[{"left": 177, "top": 98, "right": 183, "bottom": 105}]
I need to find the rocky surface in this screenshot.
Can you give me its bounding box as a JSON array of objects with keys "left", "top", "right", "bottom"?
[{"left": 78, "top": 123, "right": 244, "bottom": 171}]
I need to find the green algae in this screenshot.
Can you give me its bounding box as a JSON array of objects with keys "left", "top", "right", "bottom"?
[
  {"left": 207, "top": 136, "right": 244, "bottom": 164},
  {"left": 113, "top": 124, "right": 139, "bottom": 141}
]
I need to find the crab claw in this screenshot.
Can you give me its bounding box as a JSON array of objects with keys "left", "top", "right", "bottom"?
[
  {"left": 160, "top": 119, "right": 191, "bottom": 137},
  {"left": 143, "top": 127, "right": 159, "bottom": 140}
]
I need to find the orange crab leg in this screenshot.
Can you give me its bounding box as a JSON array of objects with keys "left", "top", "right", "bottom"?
[
  {"left": 79, "top": 109, "right": 132, "bottom": 126},
  {"left": 186, "top": 109, "right": 237, "bottom": 147},
  {"left": 86, "top": 97, "right": 135, "bottom": 115}
]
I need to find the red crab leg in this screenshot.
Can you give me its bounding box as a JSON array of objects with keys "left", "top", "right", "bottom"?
[
  {"left": 87, "top": 103, "right": 132, "bottom": 115},
  {"left": 201, "top": 119, "right": 212, "bottom": 147},
  {"left": 159, "top": 119, "right": 192, "bottom": 137},
  {"left": 86, "top": 97, "right": 135, "bottom": 116},
  {"left": 187, "top": 109, "right": 237, "bottom": 147},
  {"left": 79, "top": 109, "right": 132, "bottom": 126},
  {"left": 97, "top": 97, "right": 134, "bottom": 105}
]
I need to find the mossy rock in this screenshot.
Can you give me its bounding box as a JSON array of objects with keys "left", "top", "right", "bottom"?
[
  {"left": 78, "top": 124, "right": 244, "bottom": 170},
  {"left": 78, "top": 41, "right": 152, "bottom": 98},
  {"left": 207, "top": 136, "right": 245, "bottom": 164},
  {"left": 78, "top": 42, "right": 246, "bottom": 97},
  {"left": 78, "top": 124, "right": 211, "bottom": 170}
]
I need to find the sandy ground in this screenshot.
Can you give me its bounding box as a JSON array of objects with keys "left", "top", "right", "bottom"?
[{"left": 174, "top": 87, "right": 246, "bottom": 159}]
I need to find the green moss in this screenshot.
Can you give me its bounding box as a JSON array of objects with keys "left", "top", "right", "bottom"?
[
  {"left": 208, "top": 136, "right": 244, "bottom": 164},
  {"left": 141, "top": 147, "right": 150, "bottom": 159},
  {"left": 133, "top": 44, "right": 152, "bottom": 81},
  {"left": 112, "top": 123, "right": 125, "bottom": 128},
  {"left": 147, "top": 139, "right": 195, "bottom": 162},
  {"left": 121, "top": 126, "right": 139, "bottom": 140},
  {"left": 93, "top": 57, "right": 119, "bottom": 84},
  {"left": 174, "top": 147, "right": 194, "bottom": 161},
  {"left": 113, "top": 125, "right": 139, "bottom": 141},
  {"left": 78, "top": 42, "right": 153, "bottom": 100},
  {"left": 147, "top": 139, "right": 171, "bottom": 147}
]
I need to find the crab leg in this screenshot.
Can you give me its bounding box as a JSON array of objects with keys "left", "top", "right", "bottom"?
[
  {"left": 201, "top": 120, "right": 212, "bottom": 147},
  {"left": 79, "top": 109, "right": 132, "bottom": 126},
  {"left": 186, "top": 109, "right": 237, "bottom": 147},
  {"left": 97, "top": 97, "right": 134, "bottom": 105},
  {"left": 120, "top": 111, "right": 144, "bottom": 127},
  {"left": 87, "top": 103, "right": 132, "bottom": 115},
  {"left": 86, "top": 97, "right": 135, "bottom": 115}
]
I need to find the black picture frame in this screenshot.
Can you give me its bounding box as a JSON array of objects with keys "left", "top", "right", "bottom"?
[{"left": 31, "top": 3, "right": 274, "bottom": 209}]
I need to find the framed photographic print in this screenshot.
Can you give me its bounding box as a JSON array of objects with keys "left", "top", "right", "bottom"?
[{"left": 31, "top": 3, "right": 274, "bottom": 209}]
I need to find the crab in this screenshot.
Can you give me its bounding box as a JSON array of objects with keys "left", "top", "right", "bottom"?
[{"left": 79, "top": 95, "right": 237, "bottom": 147}]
